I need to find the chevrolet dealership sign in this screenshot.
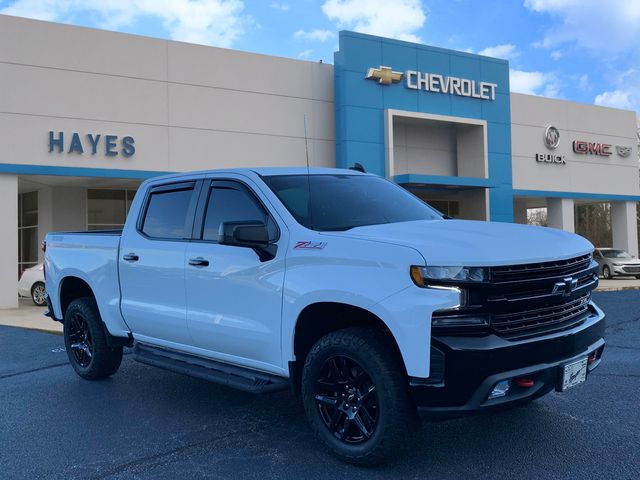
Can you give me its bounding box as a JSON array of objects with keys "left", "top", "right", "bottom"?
[{"left": 365, "top": 65, "right": 498, "bottom": 100}]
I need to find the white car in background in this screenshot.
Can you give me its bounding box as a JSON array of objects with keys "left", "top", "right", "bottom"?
[{"left": 18, "top": 263, "right": 46, "bottom": 306}]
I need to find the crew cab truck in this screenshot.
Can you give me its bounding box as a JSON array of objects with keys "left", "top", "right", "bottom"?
[{"left": 44, "top": 168, "right": 605, "bottom": 465}]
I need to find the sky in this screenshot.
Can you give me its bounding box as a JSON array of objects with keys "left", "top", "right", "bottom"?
[{"left": 1, "top": 0, "right": 639, "bottom": 116}]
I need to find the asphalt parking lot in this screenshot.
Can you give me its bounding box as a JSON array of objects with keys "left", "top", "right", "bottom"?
[{"left": 1, "top": 291, "right": 639, "bottom": 479}]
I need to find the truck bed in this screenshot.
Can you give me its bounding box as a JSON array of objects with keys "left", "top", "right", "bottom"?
[{"left": 44, "top": 230, "right": 130, "bottom": 338}]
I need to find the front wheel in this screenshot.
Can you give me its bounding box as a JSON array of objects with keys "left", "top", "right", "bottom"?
[
  {"left": 301, "top": 328, "right": 416, "bottom": 466},
  {"left": 31, "top": 282, "right": 46, "bottom": 306},
  {"left": 602, "top": 266, "right": 612, "bottom": 279},
  {"left": 63, "top": 297, "right": 123, "bottom": 380}
]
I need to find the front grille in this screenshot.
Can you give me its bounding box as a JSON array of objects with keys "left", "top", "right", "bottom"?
[
  {"left": 623, "top": 266, "right": 640, "bottom": 273},
  {"left": 491, "top": 254, "right": 592, "bottom": 283},
  {"left": 492, "top": 292, "right": 590, "bottom": 336},
  {"left": 485, "top": 254, "right": 598, "bottom": 339},
  {"left": 431, "top": 254, "right": 599, "bottom": 340}
]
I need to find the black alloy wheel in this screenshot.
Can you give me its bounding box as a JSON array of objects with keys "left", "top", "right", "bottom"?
[
  {"left": 63, "top": 297, "right": 123, "bottom": 379},
  {"left": 315, "top": 355, "right": 379, "bottom": 443},
  {"left": 301, "top": 328, "right": 416, "bottom": 466},
  {"left": 67, "top": 312, "right": 93, "bottom": 368}
]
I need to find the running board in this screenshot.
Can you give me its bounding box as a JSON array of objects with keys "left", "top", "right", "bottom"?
[{"left": 133, "top": 343, "right": 289, "bottom": 394}]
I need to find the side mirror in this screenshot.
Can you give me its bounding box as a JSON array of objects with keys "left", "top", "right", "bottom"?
[
  {"left": 220, "top": 221, "right": 277, "bottom": 262},
  {"left": 221, "top": 221, "right": 269, "bottom": 247}
]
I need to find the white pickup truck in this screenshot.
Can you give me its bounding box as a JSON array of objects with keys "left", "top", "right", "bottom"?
[{"left": 44, "top": 167, "right": 605, "bottom": 465}]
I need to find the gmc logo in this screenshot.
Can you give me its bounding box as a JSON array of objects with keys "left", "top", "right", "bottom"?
[{"left": 573, "top": 140, "right": 612, "bottom": 156}]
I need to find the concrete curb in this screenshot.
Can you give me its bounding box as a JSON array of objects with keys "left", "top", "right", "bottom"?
[
  {"left": 595, "top": 286, "right": 640, "bottom": 292},
  {"left": 0, "top": 321, "right": 63, "bottom": 335},
  {"left": 14, "top": 326, "right": 63, "bottom": 335}
]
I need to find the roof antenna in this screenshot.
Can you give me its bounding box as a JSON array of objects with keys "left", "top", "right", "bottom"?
[
  {"left": 349, "top": 162, "right": 366, "bottom": 173},
  {"left": 304, "top": 113, "right": 311, "bottom": 172},
  {"left": 303, "top": 114, "right": 314, "bottom": 229}
]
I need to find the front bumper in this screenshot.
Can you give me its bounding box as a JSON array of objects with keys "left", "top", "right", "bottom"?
[
  {"left": 612, "top": 265, "right": 640, "bottom": 275},
  {"left": 412, "top": 302, "right": 605, "bottom": 419}
]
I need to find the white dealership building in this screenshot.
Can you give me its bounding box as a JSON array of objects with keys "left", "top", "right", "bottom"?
[{"left": 0, "top": 14, "right": 638, "bottom": 308}]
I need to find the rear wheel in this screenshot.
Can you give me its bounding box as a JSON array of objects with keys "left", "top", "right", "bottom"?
[
  {"left": 63, "top": 297, "right": 123, "bottom": 380},
  {"left": 602, "top": 266, "right": 612, "bottom": 279},
  {"left": 31, "top": 282, "right": 46, "bottom": 306},
  {"left": 301, "top": 328, "right": 416, "bottom": 466}
]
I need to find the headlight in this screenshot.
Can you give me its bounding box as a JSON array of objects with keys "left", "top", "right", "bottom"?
[{"left": 410, "top": 265, "right": 489, "bottom": 286}]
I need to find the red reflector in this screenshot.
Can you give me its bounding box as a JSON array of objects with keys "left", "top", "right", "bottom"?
[
  {"left": 515, "top": 378, "right": 534, "bottom": 388},
  {"left": 587, "top": 352, "right": 597, "bottom": 365}
]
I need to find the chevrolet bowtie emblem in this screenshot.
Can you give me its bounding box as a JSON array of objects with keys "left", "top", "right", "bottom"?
[{"left": 365, "top": 66, "right": 403, "bottom": 85}]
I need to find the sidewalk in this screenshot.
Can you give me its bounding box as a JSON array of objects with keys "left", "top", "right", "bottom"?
[
  {"left": 0, "top": 299, "right": 62, "bottom": 335},
  {"left": 597, "top": 277, "right": 640, "bottom": 292}
]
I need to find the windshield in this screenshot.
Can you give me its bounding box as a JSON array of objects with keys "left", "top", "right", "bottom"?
[
  {"left": 262, "top": 174, "right": 442, "bottom": 231},
  {"left": 602, "top": 249, "right": 632, "bottom": 259}
]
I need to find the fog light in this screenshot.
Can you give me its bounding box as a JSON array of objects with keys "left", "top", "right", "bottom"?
[
  {"left": 488, "top": 380, "right": 510, "bottom": 399},
  {"left": 431, "top": 314, "right": 489, "bottom": 327}
]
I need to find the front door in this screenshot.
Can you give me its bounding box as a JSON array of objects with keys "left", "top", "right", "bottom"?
[
  {"left": 119, "top": 181, "right": 200, "bottom": 346},
  {"left": 185, "top": 179, "right": 286, "bottom": 372}
]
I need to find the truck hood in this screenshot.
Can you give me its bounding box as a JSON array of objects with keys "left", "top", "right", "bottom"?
[{"left": 326, "top": 219, "right": 593, "bottom": 266}]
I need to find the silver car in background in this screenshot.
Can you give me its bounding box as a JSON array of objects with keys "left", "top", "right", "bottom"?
[{"left": 594, "top": 248, "right": 640, "bottom": 279}]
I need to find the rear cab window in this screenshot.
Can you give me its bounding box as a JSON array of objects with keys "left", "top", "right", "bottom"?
[{"left": 140, "top": 182, "right": 198, "bottom": 240}]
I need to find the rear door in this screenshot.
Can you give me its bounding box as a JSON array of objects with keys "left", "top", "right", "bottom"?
[
  {"left": 184, "top": 178, "right": 286, "bottom": 371},
  {"left": 119, "top": 180, "right": 201, "bottom": 346}
]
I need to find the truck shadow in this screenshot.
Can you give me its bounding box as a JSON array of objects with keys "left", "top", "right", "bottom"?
[{"left": 99, "top": 358, "right": 603, "bottom": 479}]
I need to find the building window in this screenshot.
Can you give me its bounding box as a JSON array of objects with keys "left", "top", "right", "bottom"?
[
  {"left": 425, "top": 200, "right": 460, "bottom": 217},
  {"left": 18, "top": 191, "right": 38, "bottom": 277},
  {"left": 87, "top": 189, "right": 136, "bottom": 231}
]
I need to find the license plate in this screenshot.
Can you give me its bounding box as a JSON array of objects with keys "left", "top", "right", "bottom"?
[{"left": 561, "top": 358, "right": 588, "bottom": 391}]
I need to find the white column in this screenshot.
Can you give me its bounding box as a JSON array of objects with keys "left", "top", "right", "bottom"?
[
  {"left": 513, "top": 199, "right": 527, "bottom": 224},
  {"left": 611, "top": 201, "right": 639, "bottom": 258},
  {"left": 0, "top": 175, "right": 18, "bottom": 309},
  {"left": 547, "top": 198, "right": 575, "bottom": 232},
  {"left": 37, "top": 186, "right": 53, "bottom": 263}
]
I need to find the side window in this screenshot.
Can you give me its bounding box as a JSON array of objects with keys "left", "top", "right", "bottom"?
[
  {"left": 593, "top": 251, "right": 602, "bottom": 259},
  {"left": 202, "top": 185, "right": 268, "bottom": 242},
  {"left": 141, "top": 186, "right": 194, "bottom": 239}
]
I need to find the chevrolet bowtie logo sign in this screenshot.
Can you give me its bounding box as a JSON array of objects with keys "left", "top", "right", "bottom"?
[
  {"left": 364, "top": 65, "right": 499, "bottom": 100},
  {"left": 365, "top": 66, "right": 403, "bottom": 85}
]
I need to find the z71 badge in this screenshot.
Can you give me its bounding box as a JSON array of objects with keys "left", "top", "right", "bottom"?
[{"left": 294, "top": 241, "right": 327, "bottom": 250}]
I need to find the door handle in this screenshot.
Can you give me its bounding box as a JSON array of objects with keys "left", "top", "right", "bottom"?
[
  {"left": 123, "top": 253, "right": 139, "bottom": 262},
  {"left": 188, "top": 257, "right": 210, "bottom": 267}
]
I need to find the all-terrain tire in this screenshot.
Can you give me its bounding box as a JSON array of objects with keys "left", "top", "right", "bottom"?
[
  {"left": 63, "top": 297, "right": 123, "bottom": 380},
  {"left": 301, "top": 328, "right": 417, "bottom": 466}
]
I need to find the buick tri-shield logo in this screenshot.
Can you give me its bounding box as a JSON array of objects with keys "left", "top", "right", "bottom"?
[{"left": 544, "top": 125, "right": 560, "bottom": 150}]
